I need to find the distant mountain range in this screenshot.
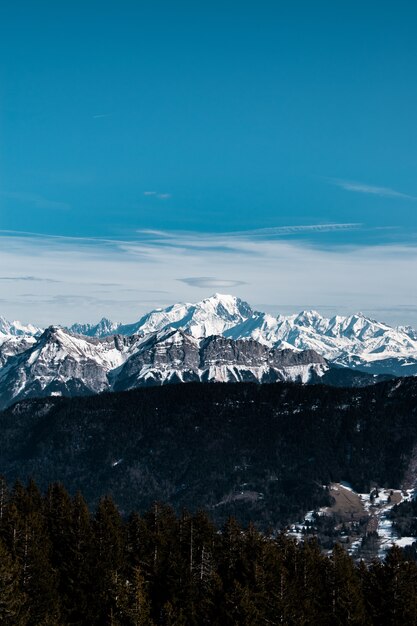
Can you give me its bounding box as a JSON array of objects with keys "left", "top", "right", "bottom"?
[{"left": 1, "top": 293, "right": 416, "bottom": 408}]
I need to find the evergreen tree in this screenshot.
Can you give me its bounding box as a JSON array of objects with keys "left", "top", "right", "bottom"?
[
  {"left": 329, "top": 543, "right": 368, "bottom": 625},
  {"left": 0, "top": 475, "right": 9, "bottom": 524},
  {"left": 297, "top": 538, "right": 330, "bottom": 624},
  {"left": 91, "top": 496, "right": 125, "bottom": 623},
  {"left": 6, "top": 476, "right": 417, "bottom": 624},
  {"left": 141, "top": 502, "right": 181, "bottom": 619},
  {"left": 4, "top": 482, "right": 61, "bottom": 625},
  {"left": 160, "top": 600, "right": 187, "bottom": 626},
  {"left": 62, "top": 491, "right": 94, "bottom": 625},
  {"left": 0, "top": 539, "right": 27, "bottom": 626},
  {"left": 120, "top": 566, "right": 154, "bottom": 626},
  {"left": 223, "top": 580, "right": 262, "bottom": 626},
  {"left": 384, "top": 545, "right": 417, "bottom": 624}
]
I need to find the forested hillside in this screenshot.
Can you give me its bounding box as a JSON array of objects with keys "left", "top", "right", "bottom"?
[
  {"left": 2, "top": 379, "right": 417, "bottom": 528},
  {"left": 2, "top": 479, "right": 417, "bottom": 625}
]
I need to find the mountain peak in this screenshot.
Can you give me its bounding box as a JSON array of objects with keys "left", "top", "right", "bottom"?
[
  {"left": 294, "top": 310, "right": 323, "bottom": 325},
  {"left": 39, "top": 325, "right": 65, "bottom": 342},
  {"left": 197, "top": 293, "right": 253, "bottom": 318},
  {"left": 4, "top": 295, "right": 417, "bottom": 380},
  {"left": 206, "top": 292, "right": 238, "bottom": 302},
  {"left": 68, "top": 317, "right": 120, "bottom": 338},
  {"left": 0, "top": 316, "right": 41, "bottom": 337},
  {"left": 98, "top": 316, "right": 114, "bottom": 324},
  {"left": 201, "top": 292, "right": 247, "bottom": 306}
]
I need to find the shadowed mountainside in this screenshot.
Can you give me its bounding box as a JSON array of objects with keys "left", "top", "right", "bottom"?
[{"left": 2, "top": 379, "right": 417, "bottom": 527}]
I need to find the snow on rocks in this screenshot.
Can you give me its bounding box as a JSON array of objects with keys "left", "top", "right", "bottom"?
[{"left": 5, "top": 293, "right": 417, "bottom": 376}]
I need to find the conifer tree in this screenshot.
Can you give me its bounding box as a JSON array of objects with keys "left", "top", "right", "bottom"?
[
  {"left": 91, "top": 496, "right": 125, "bottom": 623},
  {"left": 383, "top": 545, "right": 417, "bottom": 624},
  {"left": 362, "top": 558, "right": 387, "bottom": 625},
  {"left": 4, "top": 482, "right": 61, "bottom": 625},
  {"left": 0, "top": 475, "right": 9, "bottom": 524},
  {"left": 62, "top": 491, "right": 94, "bottom": 625},
  {"left": 141, "top": 502, "right": 180, "bottom": 617},
  {"left": 218, "top": 517, "right": 243, "bottom": 586},
  {"left": 223, "top": 580, "right": 262, "bottom": 626},
  {"left": 297, "top": 538, "right": 329, "bottom": 624},
  {"left": 160, "top": 600, "right": 187, "bottom": 626},
  {"left": 0, "top": 539, "right": 27, "bottom": 626},
  {"left": 329, "top": 543, "right": 368, "bottom": 625},
  {"left": 121, "top": 566, "right": 154, "bottom": 626}
]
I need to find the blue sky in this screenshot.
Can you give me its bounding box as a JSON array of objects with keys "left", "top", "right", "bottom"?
[{"left": 1, "top": 2, "right": 417, "bottom": 325}]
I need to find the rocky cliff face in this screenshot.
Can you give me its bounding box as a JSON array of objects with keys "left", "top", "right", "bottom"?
[
  {"left": 0, "top": 325, "right": 328, "bottom": 408},
  {"left": 112, "top": 329, "right": 328, "bottom": 391}
]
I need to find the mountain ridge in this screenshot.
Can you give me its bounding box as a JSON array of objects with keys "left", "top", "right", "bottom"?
[
  {"left": 0, "top": 324, "right": 330, "bottom": 409},
  {"left": 3, "top": 293, "right": 417, "bottom": 367},
  {"left": 1, "top": 293, "right": 416, "bottom": 408}
]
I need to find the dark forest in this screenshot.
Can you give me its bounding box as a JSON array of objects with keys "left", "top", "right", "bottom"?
[{"left": 2, "top": 478, "right": 417, "bottom": 625}]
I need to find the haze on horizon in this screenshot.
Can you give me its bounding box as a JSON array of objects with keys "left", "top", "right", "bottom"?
[{"left": 1, "top": 2, "right": 417, "bottom": 327}]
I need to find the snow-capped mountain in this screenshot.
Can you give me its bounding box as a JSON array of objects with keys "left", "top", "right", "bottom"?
[
  {"left": 68, "top": 294, "right": 253, "bottom": 338},
  {"left": 67, "top": 294, "right": 417, "bottom": 376},
  {"left": 0, "top": 336, "right": 37, "bottom": 369},
  {"left": 223, "top": 309, "right": 417, "bottom": 374},
  {"left": 2, "top": 292, "right": 417, "bottom": 408},
  {"left": 112, "top": 328, "right": 327, "bottom": 391},
  {"left": 0, "top": 316, "right": 40, "bottom": 372},
  {"left": 116, "top": 293, "right": 253, "bottom": 338},
  {"left": 0, "top": 325, "right": 327, "bottom": 409},
  {"left": 0, "top": 316, "right": 40, "bottom": 338},
  {"left": 69, "top": 317, "right": 121, "bottom": 338}
]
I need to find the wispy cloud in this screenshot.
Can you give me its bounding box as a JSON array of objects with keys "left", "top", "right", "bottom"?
[
  {"left": 0, "top": 275, "right": 60, "bottom": 283},
  {"left": 92, "top": 113, "right": 112, "bottom": 119},
  {"left": 2, "top": 226, "right": 417, "bottom": 327},
  {"left": 0, "top": 224, "right": 363, "bottom": 263},
  {"left": 178, "top": 277, "right": 247, "bottom": 289},
  {"left": 330, "top": 178, "right": 417, "bottom": 200},
  {"left": 133, "top": 224, "right": 362, "bottom": 255},
  {"left": 143, "top": 191, "right": 171, "bottom": 200},
  {"left": 1, "top": 191, "right": 70, "bottom": 211},
  {"left": 139, "top": 223, "right": 361, "bottom": 239},
  {"left": 221, "top": 223, "right": 362, "bottom": 238}
]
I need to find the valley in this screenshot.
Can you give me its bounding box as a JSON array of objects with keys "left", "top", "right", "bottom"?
[{"left": 290, "top": 482, "right": 416, "bottom": 562}]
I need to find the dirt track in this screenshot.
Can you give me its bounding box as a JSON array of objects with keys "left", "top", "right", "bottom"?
[{"left": 324, "top": 484, "right": 366, "bottom": 521}]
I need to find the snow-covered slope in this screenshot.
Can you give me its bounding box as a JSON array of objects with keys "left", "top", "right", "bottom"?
[
  {"left": 112, "top": 328, "right": 327, "bottom": 391},
  {"left": 69, "top": 317, "right": 121, "bottom": 338},
  {"left": 0, "top": 325, "right": 328, "bottom": 409},
  {"left": 3, "top": 293, "right": 417, "bottom": 406},
  {"left": 0, "top": 336, "right": 37, "bottom": 369},
  {"left": 224, "top": 309, "right": 417, "bottom": 371},
  {"left": 65, "top": 294, "right": 252, "bottom": 338},
  {"left": 0, "top": 316, "right": 40, "bottom": 372},
  {"left": 0, "top": 316, "right": 42, "bottom": 346},
  {"left": 0, "top": 316, "right": 41, "bottom": 338},
  {"left": 115, "top": 293, "right": 253, "bottom": 338},
  {"left": 0, "top": 326, "right": 150, "bottom": 408},
  {"left": 65, "top": 294, "right": 417, "bottom": 375}
]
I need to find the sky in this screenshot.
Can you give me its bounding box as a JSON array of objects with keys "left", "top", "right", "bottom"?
[{"left": 1, "top": 1, "right": 417, "bottom": 326}]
